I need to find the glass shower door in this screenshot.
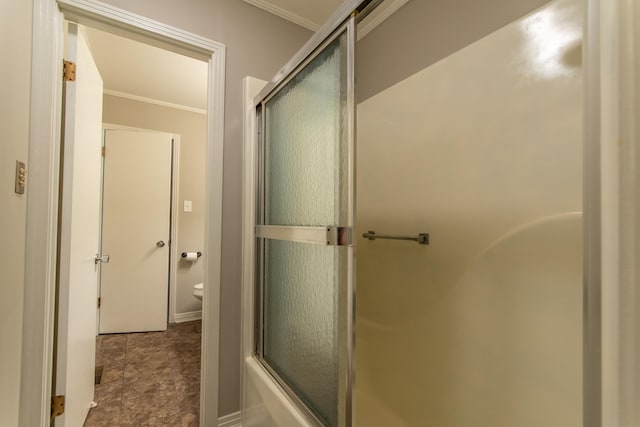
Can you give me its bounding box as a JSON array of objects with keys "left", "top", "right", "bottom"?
[{"left": 254, "top": 18, "right": 356, "bottom": 427}]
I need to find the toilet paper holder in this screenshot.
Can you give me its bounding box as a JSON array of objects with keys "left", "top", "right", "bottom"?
[{"left": 181, "top": 251, "right": 202, "bottom": 258}]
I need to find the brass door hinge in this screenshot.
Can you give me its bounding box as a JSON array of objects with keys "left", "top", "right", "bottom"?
[
  {"left": 51, "top": 395, "right": 65, "bottom": 418},
  {"left": 63, "top": 60, "right": 76, "bottom": 81},
  {"left": 98, "top": 297, "right": 101, "bottom": 308},
  {"left": 101, "top": 146, "right": 106, "bottom": 157}
]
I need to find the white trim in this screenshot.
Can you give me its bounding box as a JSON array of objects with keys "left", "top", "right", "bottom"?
[
  {"left": 218, "top": 410, "right": 242, "bottom": 427},
  {"left": 357, "top": 0, "right": 409, "bottom": 39},
  {"left": 22, "top": 1, "right": 226, "bottom": 426},
  {"left": 19, "top": 1, "right": 63, "bottom": 426},
  {"left": 57, "top": 0, "right": 216, "bottom": 59},
  {"left": 102, "top": 122, "right": 175, "bottom": 134},
  {"left": 174, "top": 310, "right": 203, "bottom": 323},
  {"left": 597, "top": 0, "right": 640, "bottom": 425},
  {"left": 243, "top": 0, "right": 320, "bottom": 31},
  {"left": 241, "top": 77, "right": 265, "bottom": 414},
  {"left": 202, "top": 35, "right": 227, "bottom": 427},
  {"left": 103, "top": 89, "right": 207, "bottom": 115}
]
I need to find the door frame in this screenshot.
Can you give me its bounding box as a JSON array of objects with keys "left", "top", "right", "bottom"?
[
  {"left": 586, "top": 0, "right": 640, "bottom": 425},
  {"left": 101, "top": 124, "right": 181, "bottom": 327},
  {"left": 21, "top": 1, "right": 225, "bottom": 426}
]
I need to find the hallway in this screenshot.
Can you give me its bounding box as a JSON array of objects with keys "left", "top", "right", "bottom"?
[{"left": 84, "top": 320, "right": 201, "bottom": 426}]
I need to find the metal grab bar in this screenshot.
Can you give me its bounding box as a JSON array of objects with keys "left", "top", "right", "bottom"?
[{"left": 362, "top": 230, "right": 429, "bottom": 245}]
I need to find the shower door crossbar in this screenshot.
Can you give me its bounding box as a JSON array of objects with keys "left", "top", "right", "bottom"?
[{"left": 256, "top": 225, "right": 353, "bottom": 246}]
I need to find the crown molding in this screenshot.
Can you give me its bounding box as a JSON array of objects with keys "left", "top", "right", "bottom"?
[
  {"left": 243, "top": 0, "right": 320, "bottom": 31},
  {"left": 104, "top": 89, "right": 207, "bottom": 115}
]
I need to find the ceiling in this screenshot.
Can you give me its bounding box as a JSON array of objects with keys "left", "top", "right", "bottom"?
[
  {"left": 81, "top": 1, "right": 409, "bottom": 113},
  {"left": 83, "top": 26, "right": 208, "bottom": 113}
]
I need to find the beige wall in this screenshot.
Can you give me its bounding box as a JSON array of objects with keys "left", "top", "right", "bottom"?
[
  {"left": 102, "top": 94, "right": 207, "bottom": 317},
  {"left": 355, "top": 0, "right": 582, "bottom": 425},
  {"left": 357, "top": 0, "right": 550, "bottom": 102},
  {"left": 99, "top": 0, "right": 312, "bottom": 416},
  {"left": 0, "top": 0, "right": 32, "bottom": 424}
]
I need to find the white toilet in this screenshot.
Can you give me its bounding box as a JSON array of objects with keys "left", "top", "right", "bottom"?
[{"left": 193, "top": 282, "right": 203, "bottom": 301}]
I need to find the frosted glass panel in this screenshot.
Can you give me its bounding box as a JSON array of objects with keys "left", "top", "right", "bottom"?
[
  {"left": 257, "top": 23, "right": 353, "bottom": 427},
  {"left": 264, "top": 240, "right": 339, "bottom": 426},
  {"left": 265, "top": 33, "right": 347, "bottom": 226}
]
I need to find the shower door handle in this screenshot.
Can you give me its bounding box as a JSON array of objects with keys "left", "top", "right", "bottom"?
[{"left": 255, "top": 225, "right": 353, "bottom": 246}]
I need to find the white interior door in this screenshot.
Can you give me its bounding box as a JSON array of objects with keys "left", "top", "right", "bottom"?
[
  {"left": 99, "top": 129, "right": 172, "bottom": 333},
  {"left": 55, "top": 23, "right": 103, "bottom": 427}
]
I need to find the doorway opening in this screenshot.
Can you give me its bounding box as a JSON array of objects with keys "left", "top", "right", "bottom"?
[
  {"left": 60, "top": 20, "right": 207, "bottom": 425},
  {"left": 22, "top": 1, "right": 225, "bottom": 426}
]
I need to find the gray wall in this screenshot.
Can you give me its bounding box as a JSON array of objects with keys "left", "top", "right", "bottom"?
[
  {"left": 0, "top": 0, "right": 31, "bottom": 424},
  {"left": 99, "top": 0, "right": 312, "bottom": 416},
  {"left": 102, "top": 94, "right": 208, "bottom": 318},
  {"left": 357, "top": 0, "right": 551, "bottom": 102}
]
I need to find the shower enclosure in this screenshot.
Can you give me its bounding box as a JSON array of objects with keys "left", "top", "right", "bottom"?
[
  {"left": 355, "top": 1, "right": 583, "bottom": 424},
  {"left": 242, "top": 0, "right": 587, "bottom": 425}
]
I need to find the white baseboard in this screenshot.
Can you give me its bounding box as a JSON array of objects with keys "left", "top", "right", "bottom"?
[
  {"left": 174, "top": 310, "right": 202, "bottom": 323},
  {"left": 218, "top": 411, "right": 242, "bottom": 427}
]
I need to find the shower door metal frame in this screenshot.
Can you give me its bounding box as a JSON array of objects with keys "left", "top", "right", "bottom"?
[
  {"left": 250, "top": 1, "right": 384, "bottom": 425},
  {"left": 253, "top": 17, "right": 356, "bottom": 427}
]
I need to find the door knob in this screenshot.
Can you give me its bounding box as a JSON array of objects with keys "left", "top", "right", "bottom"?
[
  {"left": 95, "top": 254, "right": 110, "bottom": 265},
  {"left": 156, "top": 240, "right": 166, "bottom": 247}
]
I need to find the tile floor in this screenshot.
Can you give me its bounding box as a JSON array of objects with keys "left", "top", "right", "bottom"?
[{"left": 84, "top": 320, "right": 201, "bottom": 426}]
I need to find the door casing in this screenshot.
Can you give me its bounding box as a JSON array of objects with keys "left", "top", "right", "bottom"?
[{"left": 21, "top": 1, "right": 226, "bottom": 426}]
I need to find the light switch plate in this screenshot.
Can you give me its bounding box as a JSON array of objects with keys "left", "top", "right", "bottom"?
[
  {"left": 184, "top": 200, "right": 192, "bottom": 212},
  {"left": 15, "top": 161, "right": 26, "bottom": 194}
]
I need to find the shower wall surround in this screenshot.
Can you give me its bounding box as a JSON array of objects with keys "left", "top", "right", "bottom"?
[{"left": 356, "top": 0, "right": 583, "bottom": 425}]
